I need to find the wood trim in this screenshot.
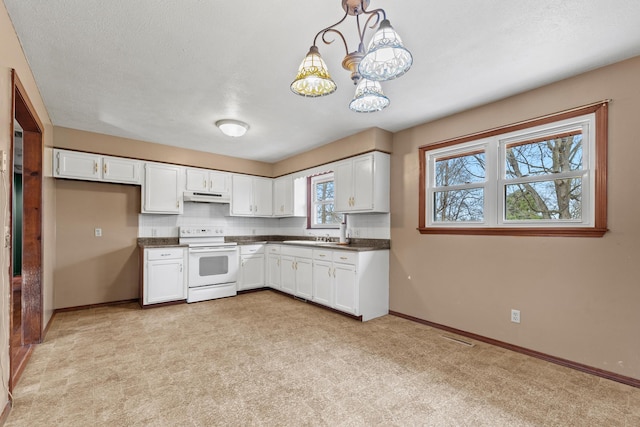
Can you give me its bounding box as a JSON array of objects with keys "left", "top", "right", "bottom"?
[
  {"left": 0, "top": 401, "right": 12, "bottom": 425},
  {"left": 9, "top": 345, "right": 34, "bottom": 391},
  {"left": 418, "top": 101, "right": 609, "bottom": 237},
  {"left": 417, "top": 227, "right": 608, "bottom": 237},
  {"left": 21, "top": 130, "right": 43, "bottom": 344},
  {"left": 418, "top": 101, "right": 608, "bottom": 152},
  {"left": 13, "top": 73, "right": 43, "bottom": 133},
  {"left": 11, "top": 70, "right": 44, "bottom": 353},
  {"left": 390, "top": 310, "right": 640, "bottom": 389},
  {"left": 55, "top": 299, "right": 140, "bottom": 313}
]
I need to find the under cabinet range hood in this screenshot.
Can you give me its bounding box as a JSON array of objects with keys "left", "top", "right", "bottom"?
[{"left": 183, "top": 191, "right": 230, "bottom": 203}]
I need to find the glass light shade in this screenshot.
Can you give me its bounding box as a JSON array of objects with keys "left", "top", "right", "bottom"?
[
  {"left": 349, "top": 79, "right": 389, "bottom": 113},
  {"left": 358, "top": 19, "right": 413, "bottom": 81},
  {"left": 290, "top": 46, "right": 337, "bottom": 97},
  {"left": 215, "top": 119, "right": 249, "bottom": 137}
]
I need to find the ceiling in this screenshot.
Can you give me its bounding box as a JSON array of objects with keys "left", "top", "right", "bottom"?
[{"left": 5, "top": 0, "right": 640, "bottom": 163}]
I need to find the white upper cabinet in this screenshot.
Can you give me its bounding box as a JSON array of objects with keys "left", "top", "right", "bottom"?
[
  {"left": 273, "top": 176, "right": 293, "bottom": 217},
  {"left": 185, "top": 168, "right": 231, "bottom": 194},
  {"left": 334, "top": 152, "right": 390, "bottom": 213},
  {"left": 54, "top": 149, "right": 141, "bottom": 184},
  {"left": 142, "top": 163, "right": 183, "bottom": 214},
  {"left": 230, "top": 174, "right": 273, "bottom": 217},
  {"left": 273, "top": 175, "right": 307, "bottom": 217}
]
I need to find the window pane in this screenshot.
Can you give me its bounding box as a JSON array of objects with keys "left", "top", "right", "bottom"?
[
  {"left": 433, "top": 188, "right": 484, "bottom": 222},
  {"left": 315, "top": 180, "right": 334, "bottom": 202},
  {"left": 505, "top": 178, "right": 582, "bottom": 220},
  {"left": 505, "top": 133, "right": 583, "bottom": 179},
  {"left": 315, "top": 203, "right": 342, "bottom": 225},
  {"left": 435, "top": 152, "right": 485, "bottom": 187}
]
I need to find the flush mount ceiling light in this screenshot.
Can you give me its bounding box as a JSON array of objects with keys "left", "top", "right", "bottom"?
[
  {"left": 290, "top": 0, "right": 412, "bottom": 113},
  {"left": 215, "top": 119, "right": 249, "bottom": 137}
]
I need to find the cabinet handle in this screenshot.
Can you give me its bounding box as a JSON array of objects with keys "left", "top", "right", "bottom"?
[
  {"left": 176, "top": 200, "right": 180, "bottom": 208},
  {"left": 180, "top": 265, "right": 183, "bottom": 272},
  {"left": 340, "top": 257, "right": 348, "bottom": 260},
  {"left": 319, "top": 254, "right": 326, "bottom": 257},
  {"left": 209, "top": 180, "right": 213, "bottom": 190},
  {"left": 277, "top": 259, "right": 280, "bottom": 267},
  {"left": 203, "top": 179, "right": 207, "bottom": 189},
  {"left": 94, "top": 162, "right": 98, "bottom": 173},
  {"left": 328, "top": 268, "right": 331, "bottom": 277},
  {"left": 104, "top": 163, "right": 108, "bottom": 174},
  {"left": 333, "top": 268, "right": 336, "bottom": 278}
]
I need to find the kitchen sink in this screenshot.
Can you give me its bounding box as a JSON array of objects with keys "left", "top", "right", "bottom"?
[{"left": 282, "top": 240, "right": 329, "bottom": 245}]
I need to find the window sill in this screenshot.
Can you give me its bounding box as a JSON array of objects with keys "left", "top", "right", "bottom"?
[{"left": 417, "top": 227, "right": 608, "bottom": 237}]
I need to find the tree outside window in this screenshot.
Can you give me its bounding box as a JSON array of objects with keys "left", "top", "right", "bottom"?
[{"left": 310, "top": 173, "right": 343, "bottom": 228}]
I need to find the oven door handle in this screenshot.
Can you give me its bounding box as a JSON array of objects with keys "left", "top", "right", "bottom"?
[{"left": 189, "top": 248, "right": 237, "bottom": 254}]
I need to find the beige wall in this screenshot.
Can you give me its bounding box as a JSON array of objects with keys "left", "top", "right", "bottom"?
[
  {"left": 55, "top": 126, "right": 393, "bottom": 179},
  {"left": 54, "top": 180, "right": 140, "bottom": 308},
  {"left": 1, "top": 1, "right": 55, "bottom": 408},
  {"left": 273, "top": 127, "right": 393, "bottom": 177},
  {"left": 390, "top": 56, "right": 640, "bottom": 380},
  {"left": 54, "top": 126, "right": 274, "bottom": 177}
]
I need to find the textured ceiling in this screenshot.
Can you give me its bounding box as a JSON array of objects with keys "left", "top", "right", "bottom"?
[{"left": 5, "top": 0, "right": 640, "bottom": 162}]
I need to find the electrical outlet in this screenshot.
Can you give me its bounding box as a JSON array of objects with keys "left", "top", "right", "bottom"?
[
  {"left": 94, "top": 228, "right": 102, "bottom": 237},
  {"left": 511, "top": 309, "right": 521, "bottom": 324}
]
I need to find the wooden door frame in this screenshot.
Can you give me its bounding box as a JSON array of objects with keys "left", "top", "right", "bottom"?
[{"left": 10, "top": 70, "right": 43, "bottom": 349}]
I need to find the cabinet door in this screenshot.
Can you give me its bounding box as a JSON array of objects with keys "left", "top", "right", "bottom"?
[
  {"left": 334, "top": 159, "right": 353, "bottom": 212},
  {"left": 209, "top": 171, "right": 231, "bottom": 194},
  {"left": 185, "top": 168, "right": 209, "bottom": 191},
  {"left": 295, "top": 257, "right": 313, "bottom": 299},
  {"left": 273, "top": 176, "right": 293, "bottom": 217},
  {"left": 54, "top": 150, "right": 101, "bottom": 181},
  {"left": 103, "top": 156, "right": 141, "bottom": 184},
  {"left": 280, "top": 255, "right": 296, "bottom": 294},
  {"left": 267, "top": 254, "right": 281, "bottom": 289},
  {"left": 145, "top": 259, "right": 185, "bottom": 304},
  {"left": 312, "top": 260, "right": 333, "bottom": 307},
  {"left": 334, "top": 262, "right": 357, "bottom": 315},
  {"left": 231, "top": 174, "right": 254, "bottom": 216},
  {"left": 239, "top": 254, "right": 265, "bottom": 290},
  {"left": 351, "top": 154, "right": 374, "bottom": 211},
  {"left": 143, "top": 163, "right": 182, "bottom": 214},
  {"left": 253, "top": 177, "right": 273, "bottom": 216}
]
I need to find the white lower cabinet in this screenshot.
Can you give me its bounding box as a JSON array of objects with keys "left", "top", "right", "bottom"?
[
  {"left": 312, "top": 256, "right": 333, "bottom": 307},
  {"left": 238, "top": 244, "right": 265, "bottom": 291},
  {"left": 266, "top": 245, "right": 281, "bottom": 289},
  {"left": 280, "top": 246, "right": 313, "bottom": 298},
  {"left": 313, "top": 248, "right": 389, "bottom": 321},
  {"left": 142, "top": 247, "right": 187, "bottom": 306},
  {"left": 266, "top": 244, "right": 389, "bottom": 321}
]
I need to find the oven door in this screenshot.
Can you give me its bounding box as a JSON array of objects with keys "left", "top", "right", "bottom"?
[{"left": 188, "top": 247, "right": 238, "bottom": 288}]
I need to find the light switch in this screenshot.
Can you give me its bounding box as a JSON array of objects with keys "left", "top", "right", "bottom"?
[{"left": 94, "top": 228, "right": 102, "bottom": 237}]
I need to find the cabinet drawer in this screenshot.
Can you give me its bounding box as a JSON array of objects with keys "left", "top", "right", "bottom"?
[
  {"left": 313, "top": 249, "right": 332, "bottom": 261},
  {"left": 146, "top": 248, "right": 184, "bottom": 260},
  {"left": 281, "top": 246, "right": 313, "bottom": 258},
  {"left": 333, "top": 251, "right": 357, "bottom": 265},
  {"left": 241, "top": 244, "right": 265, "bottom": 255},
  {"left": 267, "top": 245, "right": 281, "bottom": 254}
]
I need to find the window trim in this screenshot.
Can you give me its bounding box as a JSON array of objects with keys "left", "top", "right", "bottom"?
[
  {"left": 307, "top": 172, "right": 341, "bottom": 229},
  {"left": 418, "top": 101, "right": 609, "bottom": 237}
]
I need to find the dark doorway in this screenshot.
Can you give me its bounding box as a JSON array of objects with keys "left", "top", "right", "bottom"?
[{"left": 10, "top": 70, "right": 44, "bottom": 391}]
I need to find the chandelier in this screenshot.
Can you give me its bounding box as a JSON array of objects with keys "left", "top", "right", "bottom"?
[{"left": 290, "top": 0, "right": 412, "bottom": 113}]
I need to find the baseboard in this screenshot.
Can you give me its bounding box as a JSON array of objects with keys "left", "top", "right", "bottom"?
[
  {"left": 0, "top": 400, "right": 11, "bottom": 426},
  {"left": 54, "top": 299, "right": 139, "bottom": 313},
  {"left": 389, "top": 310, "right": 640, "bottom": 389}
]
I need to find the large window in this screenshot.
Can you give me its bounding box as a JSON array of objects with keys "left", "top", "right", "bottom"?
[
  {"left": 309, "top": 173, "right": 343, "bottom": 228},
  {"left": 419, "top": 102, "right": 608, "bottom": 237}
]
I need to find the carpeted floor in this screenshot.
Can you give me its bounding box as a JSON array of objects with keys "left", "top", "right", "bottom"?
[{"left": 5, "top": 290, "right": 640, "bottom": 426}]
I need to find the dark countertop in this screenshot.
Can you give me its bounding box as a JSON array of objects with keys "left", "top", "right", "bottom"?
[{"left": 138, "top": 236, "right": 390, "bottom": 251}]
